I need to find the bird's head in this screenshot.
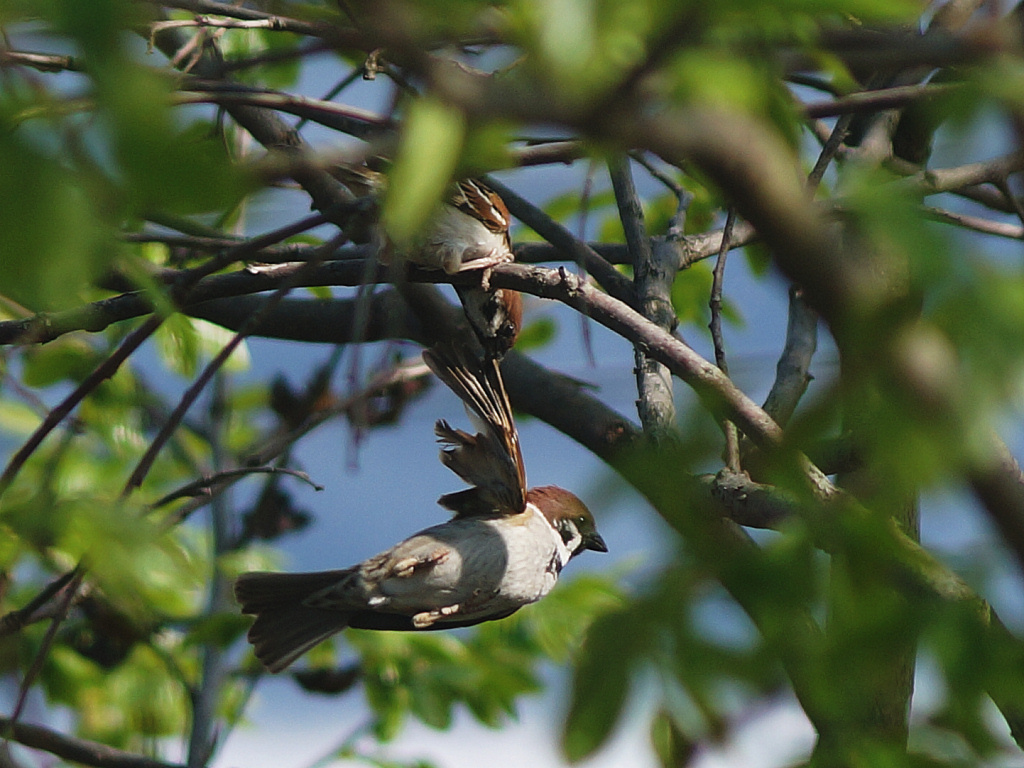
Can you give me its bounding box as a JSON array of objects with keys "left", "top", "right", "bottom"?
[
  {"left": 527, "top": 485, "right": 607, "bottom": 557},
  {"left": 458, "top": 286, "right": 522, "bottom": 360}
]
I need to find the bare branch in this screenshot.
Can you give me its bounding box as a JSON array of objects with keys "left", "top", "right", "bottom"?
[
  {"left": 924, "top": 206, "right": 1024, "bottom": 239},
  {"left": 0, "top": 571, "right": 79, "bottom": 639},
  {"left": 151, "top": 466, "right": 323, "bottom": 509},
  {"left": 482, "top": 176, "right": 639, "bottom": 308},
  {"left": 802, "top": 82, "right": 959, "bottom": 119},
  {"left": 175, "top": 83, "right": 391, "bottom": 140},
  {"left": 762, "top": 287, "right": 818, "bottom": 428},
  {"left": 151, "top": 0, "right": 362, "bottom": 43},
  {"left": 709, "top": 210, "right": 740, "bottom": 469},
  {"left": 0, "top": 316, "right": 163, "bottom": 496},
  {"left": 0, "top": 717, "right": 183, "bottom": 768},
  {"left": 122, "top": 234, "right": 346, "bottom": 495},
  {"left": 10, "top": 570, "right": 84, "bottom": 727},
  {"left": 610, "top": 155, "right": 676, "bottom": 439},
  {"left": 0, "top": 50, "right": 82, "bottom": 72},
  {"left": 968, "top": 436, "right": 1024, "bottom": 579}
]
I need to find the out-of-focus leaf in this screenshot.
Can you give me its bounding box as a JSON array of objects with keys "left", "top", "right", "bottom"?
[
  {"left": 383, "top": 96, "right": 466, "bottom": 247},
  {"left": 0, "top": 398, "right": 44, "bottom": 436},
  {"left": 510, "top": 573, "right": 625, "bottom": 660},
  {"left": 0, "top": 117, "right": 111, "bottom": 311},
  {"left": 562, "top": 606, "right": 640, "bottom": 762},
  {"left": 156, "top": 316, "right": 251, "bottom": 378},
  {"left": 542, "top": 188, "right": 618, "bottom": 226},
  {"left": 650, "top": 708, "right": 697, "bottom": 768},
  {"left": 217, "top": 546, "right": 282, "bottom": 579},
  {"left": 185, "top": 612, "right": 251, "bottom": 649},
  {"left": 155, "top": 315, "right": 201, "bottom": 379},
  {"left": 669, "top": 262, "right": 741, "bottom": 331},
  {"left": 514, "top": 316, "right": 557, "bottom": 351},
  {"left": 461, "top": 122, "right": 516, "bottom": 175},
  {"left": 58, "top": 501, "right": 203, "bottom": 619},
  {"left": 21, "top": 337, "right": 103, "bottom": 388}
]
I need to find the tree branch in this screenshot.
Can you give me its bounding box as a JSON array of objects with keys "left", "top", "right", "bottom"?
[
  {"left": 609, "top": 155, "right": 676, "bottom": 439},
  {"left": 0, "top": 717, "right": 184, "bottom": 768},
  {"left": 761, "top": 287, "right": 818, "bottom": 428},
  {"left": 482, "top": 176, "right": 639, "bottom": 308}
]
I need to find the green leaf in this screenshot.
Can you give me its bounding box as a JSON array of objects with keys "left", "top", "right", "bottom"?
[
  {"left": 156, "top": 316, "right": 251, "bottom": 378},
  {"left": 21, "top": 338, "right": 101, "bottom": 388},
  {"left": 383, "top": 96, "right": 466, "bottom": 247},
  {"left": 514, "top": 317, "right": 557, "bottom": 351},
  {"left": 184, "top": 612, "right": 251, "bottom": 649},
  {"left": 650, "top": 708, "right": 697, "bottom": 768},
  {"left": 562, "top": 608, "right": 636, "bottom": 762},
  {"left": 0, "top": 398, "right": 44, "bottom": 436},
  {"left": 58, "top": 501, "right": 204, "bottom": 619},
  {"left": 0, "top": 121, "right": 111, "bottom": 310}
]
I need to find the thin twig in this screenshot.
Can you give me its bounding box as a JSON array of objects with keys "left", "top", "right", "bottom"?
[
  {"left": 0, "top": 570, "right": 79, "bottom": 639},
  {"left": 295, "top": 66, "right": 364, "bottom": 131},
  {"left": 995, "top": 178, "right": 1024, "bottom": 231},
  {"left": 807, "top": 112, "right": 855, "bottom": 191},
  {"left": 174, "top": 87, "right": 390, "bottom": 140},
  {"left": 0, "top": 213, "right": 333, "bottom": 493},
  {"left": 0, "top": 50, "right": 82, "bottom": 72},
  {"left": 0, "top": 315, "right": 164, "bottom": 497},
  {"left": 8, "top": 570, "right": 84, "bottom": 727},
  {"left": 152, "top": 0, "right": 353, "bottom": 41},
  {"left": 122, "top": 234, "right": 347, "bottom": 495},
  {"left": 218, "top": 40, "right": 334, "bottom": 74},
  {"left": 160, "top": 357, "right": 431, "bottom": 527},
  {"left": 628, "top": 151, "right": 686, "bottom": 196},
  {"left": 577, "top": 161, "right": 598, "bottom": 367},
  {"left": 186, "top": 376, "right": 230, "bottom": 768},
  {"left": 924, "top": 206, "right": 1024, "bottom": 239},
  {"left": 709, "top": 210, "right": 739, "bottom": 470},
  {"left": 802, "top": 81, "right": 958, "bottom": 119},
  {"left": 150, "top": 466, "right": 323, "bottom": 509}
]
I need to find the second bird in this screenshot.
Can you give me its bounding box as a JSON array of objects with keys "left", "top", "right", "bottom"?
[{"left": 235, "top": 345, "right": 606, "bottom": 673}]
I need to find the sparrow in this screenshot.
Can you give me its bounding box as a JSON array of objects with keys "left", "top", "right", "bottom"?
[
  {"left": 431, "top": 179, "right": 523, "bottom": 361},
  {"left": 334, "top": 164, "right": 523, "bottom": 359},
  {"left": 235, "top": 344, "right": 606, "bottom": 673}
]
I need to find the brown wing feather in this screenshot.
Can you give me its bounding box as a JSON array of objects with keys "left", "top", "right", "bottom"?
[
  {"left": 423, "top": 344, "right": 527, "bottom": 516},
  {"left": 450, "top": 179, "right": 512, "bottom": 236}
]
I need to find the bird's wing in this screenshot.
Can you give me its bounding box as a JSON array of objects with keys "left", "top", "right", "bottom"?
[
  {"left": 450, "top": 179, "right": 512, "bottom": 236},
  {"left": 423, "top": 344, "right": 527, "bottom": 517}
]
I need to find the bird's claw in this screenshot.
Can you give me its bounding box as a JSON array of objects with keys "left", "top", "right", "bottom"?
[
  {"left": 393, "top": 550, "right": 448, "bottom": 578},
  {"left": 412, "top": 604, "right": 461, "bottom": 628}
]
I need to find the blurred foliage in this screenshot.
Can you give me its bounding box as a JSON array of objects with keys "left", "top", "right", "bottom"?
[{"left": 1, "top": 2, "right": 1024, "bottom": 768}]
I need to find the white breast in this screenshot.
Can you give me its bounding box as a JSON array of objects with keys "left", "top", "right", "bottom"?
[
  {"left": 417, "top": 207, "right": 510, "bottom": 274},
  {"left": 360, "top": 508, "right": 569, "bottom": 623}
]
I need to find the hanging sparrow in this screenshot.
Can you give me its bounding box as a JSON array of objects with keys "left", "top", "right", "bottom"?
[
  {"left": 235, "top": 344, "right": 606, "bottom": 673},
  {"left": 426, "top": 179, "right": 522, "bottom": 361},
  {"left": 333, "top": 165, "right": 523, "bottom": 359}
]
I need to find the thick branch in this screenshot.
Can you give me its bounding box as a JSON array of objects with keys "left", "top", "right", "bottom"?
[
  {"left": 483, "top": 176, "right": 639, "bottom": 308},
  {"left": 762, "top": 287, "right": 818, "bottom": 427},
  {"left": 610, "top": 155, "right": 676, "bottom": 438}
]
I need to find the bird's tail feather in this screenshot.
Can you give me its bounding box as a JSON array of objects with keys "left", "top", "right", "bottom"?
[{"left": 235, "top": 570, "right": 354, "bottom": 674}]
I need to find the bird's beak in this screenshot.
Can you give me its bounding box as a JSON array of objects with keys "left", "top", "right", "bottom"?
[{"left": 584, "top": 532, "right": 608, "bottom": 553}]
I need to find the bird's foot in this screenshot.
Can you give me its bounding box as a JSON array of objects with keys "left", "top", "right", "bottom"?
[
  {"left": 392, "top": 550, "right": 449, "bottom": 579},
  {"left": 412, "top": 604, "right": 461, "bottom": 628}
]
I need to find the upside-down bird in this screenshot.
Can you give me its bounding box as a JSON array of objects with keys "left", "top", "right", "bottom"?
[
  {"left": 235, "top": 344, "right": 605, "bottom": 672},
  {"left": 336, "top": 164, "right": 523, "bottom": 359}
]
